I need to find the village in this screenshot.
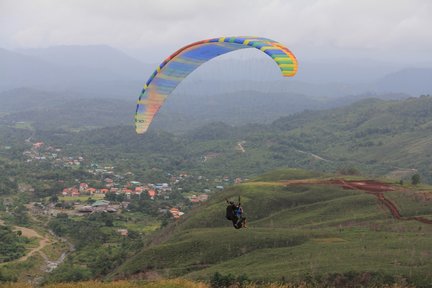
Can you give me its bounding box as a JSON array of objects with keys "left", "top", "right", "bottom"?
[{"left": 23, "top": 140, "right": 244, "bottom": 222}]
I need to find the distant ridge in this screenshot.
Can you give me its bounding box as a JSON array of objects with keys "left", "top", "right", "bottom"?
[
  {"left": 373, "top": 68, "right": 432, "bottom": 95},
  {"left": 1, "top": 45, "right": 431, "bottom": 98}
]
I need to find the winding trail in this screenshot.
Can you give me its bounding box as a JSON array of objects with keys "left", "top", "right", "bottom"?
[
  {"left": 16, "top": 231, "right": 50, "bottom": 262},
  {"left": 281, "top": 179, "right": 432, "bottom": 225}
]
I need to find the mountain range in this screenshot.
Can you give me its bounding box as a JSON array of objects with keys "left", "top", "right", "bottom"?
[{"left": 2, "top": 45, "right": 431, "bottom": 99}]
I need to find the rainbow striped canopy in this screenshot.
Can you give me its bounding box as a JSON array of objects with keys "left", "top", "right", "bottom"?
[{"left": 135, "top": 36, "right": 298, "bottom": 134}]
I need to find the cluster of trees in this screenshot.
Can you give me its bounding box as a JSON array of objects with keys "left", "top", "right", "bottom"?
[
  {"left": 210, "top": 272, "right": 250, "bottom": 288},
  {"left": 411, "top": 173, "right": 420, "bottom": 185},
  {"left": 45, "top": 213, "right": 144, "bottom": 283},
  {"left": 0, "top": 225, "right": 30, "bottom": 263},
  {"left": 49, "top": 213, "right": 116, "bottom": 246},
  {"left": 11, "top": 204, "right": 29, "bottom": 226},
  {"left": 0, "top": 176, "right": 17, "bottom": 196},
  {"left": 0, "top": 160, "right": 18, "bottom": 196},
  {"left": 42, "top": 264, "right": 92, "bottom": 284}
]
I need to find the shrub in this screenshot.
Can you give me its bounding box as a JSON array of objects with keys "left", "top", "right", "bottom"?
[{"left": 210, "top": 272, "right": 250, "bottom": 288}]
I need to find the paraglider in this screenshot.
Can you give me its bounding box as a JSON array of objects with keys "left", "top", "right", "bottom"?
[
  {"left": 135, "top": 36, "right": 298, "bottom": 134},
  {"left": 226, "top": 196, "right": 247, "bottom": 229}
]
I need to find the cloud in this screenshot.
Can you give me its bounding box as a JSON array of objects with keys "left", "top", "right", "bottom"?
[{"left": 1, "top": 0, "right": 431, "bottom": 63}]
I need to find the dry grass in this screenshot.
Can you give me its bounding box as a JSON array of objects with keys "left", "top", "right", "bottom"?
[
  {"left": 1, "top": 279, "right": 207, "bottom": 288},
  {"left": 0, "top": 280, "right": 417, "bottom": 288}
]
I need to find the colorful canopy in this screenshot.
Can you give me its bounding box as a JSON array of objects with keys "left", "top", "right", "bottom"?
[{"left": 135, "top": 36, "right": 298, "bottom": 134}]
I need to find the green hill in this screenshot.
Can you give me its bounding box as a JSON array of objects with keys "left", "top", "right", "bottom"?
[
  {"left": 268, "top": 96, "right": 432, "bottom": 178},
  {"left": 34, "top": 95, "right": 432, "bottom": 181},
  {"left": 113, "top": 169, "right": 432, "bottom": 286},
  {"left": 6, "top": 95, "right": 432, "bottom": 183},
  {"left": 182, "top": 95, "right": 432, "bottom": 181}
]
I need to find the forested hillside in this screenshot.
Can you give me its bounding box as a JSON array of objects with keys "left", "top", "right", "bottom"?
[
  {"left": 17, "top": 95, "right": 432, "bottom": 183},
  {"left": 0, "top": 86, "right": 411, "bottom": 133}
]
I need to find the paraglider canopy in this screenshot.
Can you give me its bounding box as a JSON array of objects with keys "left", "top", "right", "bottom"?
[{"left": 135, "top": 36, "right": 298, "bottom": 134}]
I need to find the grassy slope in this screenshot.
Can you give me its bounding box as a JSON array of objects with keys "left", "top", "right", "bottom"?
[{"left": 113, "top": 169, "right": 432, "bottom": 282}]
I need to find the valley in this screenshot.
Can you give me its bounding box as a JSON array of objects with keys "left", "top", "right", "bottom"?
[
  {"left": 0, "top": 87, "right": 431, "bottom": 287},
  {"left": 2, "top": 2, "right": 432, "bottom": 287}
]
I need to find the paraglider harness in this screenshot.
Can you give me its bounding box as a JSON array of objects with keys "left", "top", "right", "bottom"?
[{"left": 225, "top": 196, "right": 246, "bottom": 229}]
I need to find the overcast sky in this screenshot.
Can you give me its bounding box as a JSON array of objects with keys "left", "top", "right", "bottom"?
[{"left": 1, "top": 0, "right": 431, "bottom": 65}]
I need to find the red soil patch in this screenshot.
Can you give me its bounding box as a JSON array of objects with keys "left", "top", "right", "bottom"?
[
  {"left": 327, "top": 179, "right": 394, "bottom": 192},
  {"left": 282, "top": 179, "right": 432, "bottom": 225}
]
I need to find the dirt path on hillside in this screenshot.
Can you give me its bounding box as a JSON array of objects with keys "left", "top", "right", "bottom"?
[
  {"left": 294, "top": 149, "right": 332, "bottom": 162},
  {"left": 237, "top": 141, "right": 246, "bottom": 153},
  {"left": 0, "top": 219, "right": 52, "bottom": 263},
  {"left": 17, "top": 236, "right": 50, "bottom": 262},
  {"left": 281, "top": 179, "right": 432, "bottom": 225},
  {"left": 0, "top": 204, "right": 75, "bottom": 286},
  {"left": 0, "top": 219, "right": 44, "bottom": 238},
  {"left": 0, "top": 218, "right": 74, "bottom": 275}
]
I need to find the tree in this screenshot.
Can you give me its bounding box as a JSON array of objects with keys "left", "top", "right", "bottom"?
[
  {"left": 49, "top": 195, "right": 59, "bottom": 203},
  {"left": 13, "top": 205, "right": 29, "bottom": 225},
  {"left": 411, "top": 174, "right": 420, "bottom": 185},
  {"left": 44, "top": 264, "right": 91, "bottom": 283}
]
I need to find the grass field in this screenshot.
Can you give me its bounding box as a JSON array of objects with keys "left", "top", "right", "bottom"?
[
  {"left": 115, "top": 212, "right": 161, "bottom": 234},
  {"left": 384, "top": 190, "right": 432, "bottom": 220},
  {"left": 112, "top": 169, "right": 432, "bottom": 285},
  {"left": 13, "top": 122, "right": 33, "bottom": 130},
  {"left": 58, "top": 194, "right": 105, "bottom": 202}
]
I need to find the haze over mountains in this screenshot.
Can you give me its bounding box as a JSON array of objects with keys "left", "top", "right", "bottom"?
[
  {"left": 1, "top": 45, "right": 431, "bottom": 132},
  {"left": 3, "top": 45, "right": 432, "bottom": 94}
]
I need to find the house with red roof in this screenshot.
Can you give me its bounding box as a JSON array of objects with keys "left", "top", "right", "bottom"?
[
  {"left": 169, "top": 207, "right": 180, "bottom": 219},
  {"left": 79, "top": 183, "right": 89, "bottom": 192},
  {"left": 147, "top": 189, "right": 156, "bottom": 200},
  {"left": 117, "top": 229, "right": 128, "bottom": 237},
  {"left": 135, "top": 186, "right": 144, "bottom": 194},
  {"left": 33, "top": 142, "right": 44, "bottom": 149},
  {"left": 198, "top": 194, "right": 209, "bottom": 202},
  {"left": 62, "top": 188, "right": 69, "bottom": 196},
  {"left": 169, "top": 207, "right": 184, "bottom": 219},
  {"left": 87, "top": 188, "right": 97, "bottom": 194},
  {"left": 71, "top": 188, "right": 80, "bottom": 197}
]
